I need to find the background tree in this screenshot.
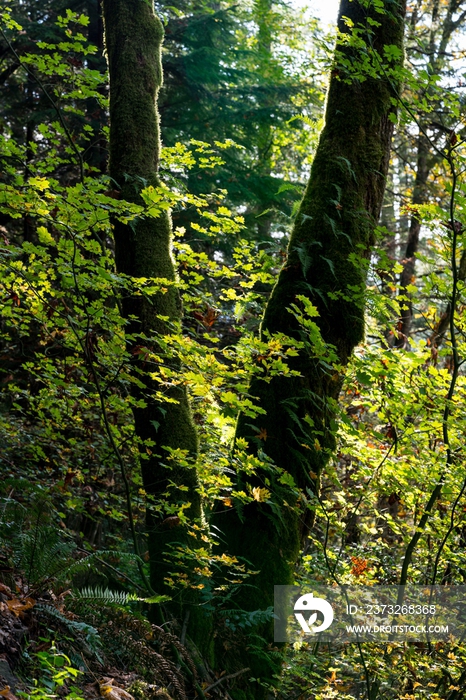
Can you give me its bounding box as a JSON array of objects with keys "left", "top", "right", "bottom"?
[
  {"left": 158, "top": 0, "right": 324, "bottom": 245},
  {"left": 389, "top": 0, "right": 466, "bottom": 346}
]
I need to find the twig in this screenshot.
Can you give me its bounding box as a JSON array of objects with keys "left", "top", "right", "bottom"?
[
  {"left": 75, "top": 547, "right": 147, "bottom": 593},
  {"left": 0, "top": 27, "right": 84, "bottom": 181},
  {"left": 205, "top": 668, "right": 250, "bottom": 692},
  {"left": 180, "top": 610, "right": 190, "bottom": 646},
  {"left": 397, "top": 149, "right": 461, "bottom": 601}
]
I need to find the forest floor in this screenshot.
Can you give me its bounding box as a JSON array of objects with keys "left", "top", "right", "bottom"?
[{"left": 0, "top": 580, "right": 192, "bottom": 700}]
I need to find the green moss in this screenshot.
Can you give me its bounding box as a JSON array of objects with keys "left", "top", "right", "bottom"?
[{"left": 102, "top": 0, "right": 205, "bottom": 647}]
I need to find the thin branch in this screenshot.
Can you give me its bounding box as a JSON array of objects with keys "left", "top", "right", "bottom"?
[
  {"left": 0, "top": 27, "right": 84, "bottom": 181},
  {"left": 397, "top": 149, "right": 461, "bottom": 599},
  {"left": 205, "top": 668, "right": 250, "bottom": 692}
]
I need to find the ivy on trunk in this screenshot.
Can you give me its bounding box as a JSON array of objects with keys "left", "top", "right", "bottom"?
[{"left": 214, "top": 0, "right": 406, "bottom": 693}]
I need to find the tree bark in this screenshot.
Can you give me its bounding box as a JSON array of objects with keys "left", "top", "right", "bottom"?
[
  {"left": 102, "top": 0, "right": 202, "bottom": 620},
  {"left": 214, "top": 0, "right": 406, "bottom": 690}
]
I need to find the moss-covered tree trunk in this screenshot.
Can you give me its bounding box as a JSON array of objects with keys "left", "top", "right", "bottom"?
[
  {"left": 214, "top": 0, "right": 406, "bottom": 692},
  {"left": 102, "top": 0, "right": 202, "bottom": 617}
]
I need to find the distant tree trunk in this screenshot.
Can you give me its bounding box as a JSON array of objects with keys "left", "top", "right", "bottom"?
[
  {"left": 253, "top": 0, "right": 273, "bottom": 240},
  {"left": 396, "top": 0, "right": 466, "bottom": 346},
  {"left": 214, "top": 0, "right": 406, "bottom": 691},
  {"left": 86, "top": 0, "right": 107, "bottom": 174},
  {"left": 395, "top": 131, "right": 429, "bottom": 347},
  {"left": 102, "top": 0, "right": 202, "bottom": 622}
]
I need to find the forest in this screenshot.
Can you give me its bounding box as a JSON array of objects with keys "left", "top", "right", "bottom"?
[{"left": 1, "top": 0, "right": 466, "bottom": 698}]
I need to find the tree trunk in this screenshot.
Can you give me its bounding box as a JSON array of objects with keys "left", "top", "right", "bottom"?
[
  {"left": 86, "top": 0, "right": 107, "bottom": 174},
  {"left": 396, "top": 131, "right": 429, "bottom": 346},
  {"left": 102, "top": 0, "right": 202, "bottom": 623},
  {"left": 253, "top": 0, "right": 274, "bottom": 240},
  {"left": 214, "top": 0, "right": 406, "bottom": 691},
  {"left": 396, "top": 0, "right": 465, "bottom": 346}
]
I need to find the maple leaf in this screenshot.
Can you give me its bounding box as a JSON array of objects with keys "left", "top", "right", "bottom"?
[
  {"left": 350, "top": 556, "right": 368, "bottom": 577},
  {"left": 193, "top": 305, "right": 219, "bottom": 328},
  {"left": 255, "top": 427, "right": 267, "bottom": 441},
  {"left": 0, "top": 687, "right": 19, "bottom": 700},
  {"left": 6, "top": 597, "right": 35, "bottom": 617},
  {"left": 251, "top": 486, "right": 271, "bottom": 502}
]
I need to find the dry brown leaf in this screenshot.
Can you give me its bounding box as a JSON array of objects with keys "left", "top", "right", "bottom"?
[
  {"left": 0, "top": 583, "right": 12, "bottom": 598},
  {"left": 6, "top": 597, "right": 35, "bottom": 617},
  {"left": 99, "top": 681, "right": 135, "bottom": 700},
  {"left": 162, "top": 516, "right": 180, "bottom": 528},
  {"left": 0, "top": 687, "right": 19, "bottom": 700},
  {"left": 255, "top": 427, "right": 267, "bottom": 441}
]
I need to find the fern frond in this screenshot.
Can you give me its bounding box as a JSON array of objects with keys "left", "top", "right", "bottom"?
[
  {"left": 56, "top": 549, "right": 142, "bottom": 582},
  {"left": 73, "top": 586, "right": 135, "bottom": 607},
  {"left": 14, "top": 526, "right": 75, "bottom": 586},
  {"left": 36, "top": 604, "right": 103, "bottom": 662}
]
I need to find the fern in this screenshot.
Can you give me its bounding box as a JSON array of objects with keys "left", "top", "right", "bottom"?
[
  {"left": 56, "top": 549, "right": 142, "bottom": 582},
  {"left": 15, "top": 526, "right": 76, "bottom": 586},
  {"left": 0, "top": 500, "right": 142, "bottom": 594},
  {"left": 0, "top": 494, "right": 80, "bottom": 591},
  {"left": 221, "top": 606, "right": 275, "bottom": 632},
  {"left": 72, "top": 586, "right": 135, "bottom": 606},
  {"left": 36, "top": 604, "right": 103, "bottom": 662}
]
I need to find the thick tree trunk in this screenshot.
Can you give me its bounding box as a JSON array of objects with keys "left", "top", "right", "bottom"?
[
  {"left": 214, "top": 0, "right": 406, "bottom": 692},
  {"left": 102, "top": 0, "right": 202, "bottom": 621}
]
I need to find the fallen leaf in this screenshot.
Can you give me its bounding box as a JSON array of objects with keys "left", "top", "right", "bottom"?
[
  {"left": 0, "top": 583, "right": 12, "bottom": 598},
  {"left": 99, "top": 681, "right": 135, "bottom": 699},
  {"left": 0, "top": 687, "right": 19, "bottom": 700},
  {"left": 6, "top": 598, "right": 35, "bottom": 617}
]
